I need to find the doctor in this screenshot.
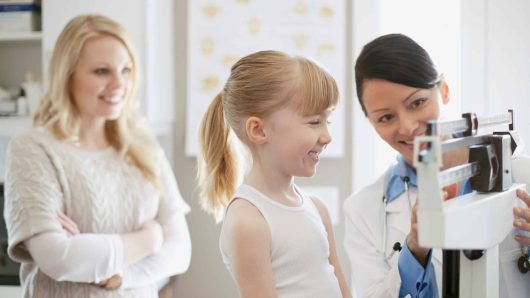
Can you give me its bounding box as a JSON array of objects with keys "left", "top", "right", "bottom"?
[{"left": 344, "top": 33, "right": 530, "bottom": 298}]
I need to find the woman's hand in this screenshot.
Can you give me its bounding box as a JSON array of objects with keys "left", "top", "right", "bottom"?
[
  {"left": 442, "top": 182, "right": 460, "bottom": 201},
  {"left": 441, "top": 135, "right": 469, "bottom": 171},
  {"left": 141, "top": 219, "right": 164, "bottom": 254},
  {"left": 96, "top": 274, "right": 122, "bottom": 290},
  {"left": 120, "top": 219, "right": 164, "bottom": 267},
  {"left": 57, "top": 211, "right": 80, "bottom": 236},
  {"left": 407, "top": 202, "right": 430, "bottom": 267},
  {"left": 407, "top": 188, "right": 458, "bottom": 267},
  {"left": 514, "top": 189, "right": 530, "bottom": 245}
]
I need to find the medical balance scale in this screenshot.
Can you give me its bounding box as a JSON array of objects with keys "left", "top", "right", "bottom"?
[{"left": 413, "top": 110, "right": 525, "bottom": 298}]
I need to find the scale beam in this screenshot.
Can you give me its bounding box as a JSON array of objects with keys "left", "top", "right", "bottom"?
[{"left": 413, "top": 110, "right": 524, "bottom": 298}]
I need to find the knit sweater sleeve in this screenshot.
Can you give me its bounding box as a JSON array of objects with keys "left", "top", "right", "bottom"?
[
  {"left": 4, "top": 131, "right": 66, "bottom": 262},
  {"left": 121, "top": 153, "right": 191, "bottom": 288},
  {"left": 4, "top": 131, "right": 123, "bottom": 283}
]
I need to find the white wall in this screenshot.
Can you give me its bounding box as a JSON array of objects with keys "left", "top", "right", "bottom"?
[{"left": 462, "top": 0, "right": 530, "bottom": 153}]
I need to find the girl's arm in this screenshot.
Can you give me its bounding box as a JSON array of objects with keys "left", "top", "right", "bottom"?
[
  {"left": 310, "top": 197, "right": 352, "bottom": 298},
  {"left": 220, "top": 199, "right": 277, "bottom": 298}
]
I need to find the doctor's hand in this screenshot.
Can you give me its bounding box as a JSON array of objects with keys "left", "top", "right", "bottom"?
[
  {"left": 407, "top": 188, "right": 456, "bottom": 267},
  {"left": 514, "top": 189, "right": 530, "bottom": 245},
  {"left": 441, "top": 135, "right": 469, "bottom": 170},
  {"left": 442, "top": 183, "right": 460, "bottom": 200},
  {"left": 407, "top": 202, "right": 430, "bottom": 267}
]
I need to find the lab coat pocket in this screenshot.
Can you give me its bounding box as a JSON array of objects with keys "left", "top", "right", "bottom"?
[{"left": 499, "top": 248, "right": 530, "bottom": 298}]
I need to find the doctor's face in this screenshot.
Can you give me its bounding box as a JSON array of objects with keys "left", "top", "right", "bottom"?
[{"left": 361, "top": 79, "right": 449, "bottom": 166}]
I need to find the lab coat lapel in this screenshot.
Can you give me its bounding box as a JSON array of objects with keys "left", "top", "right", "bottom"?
[{"left": 432, "top": 248, "right": 443, "bottom": 264}]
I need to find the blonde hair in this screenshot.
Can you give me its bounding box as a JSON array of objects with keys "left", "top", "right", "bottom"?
[
  {"left": 33, "top": 14, "right": 160, "bottom": 188},
  {"left": 198, "top": 50, "right": 338, "bottom": 219}
]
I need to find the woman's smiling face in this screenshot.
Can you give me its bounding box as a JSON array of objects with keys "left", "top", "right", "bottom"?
[
  {"left": 361, "top": 78, "right": 449, "bottom": 166},
  {"left": 70, "top": 35, "right": 133, "bottom": 124}
]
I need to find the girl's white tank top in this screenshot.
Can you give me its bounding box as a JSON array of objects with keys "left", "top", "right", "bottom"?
[{"left": 220, "top": 184, "right": 342, "bottom": 298}]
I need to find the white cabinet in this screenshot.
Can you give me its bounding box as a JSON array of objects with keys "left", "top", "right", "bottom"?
[
  {"left": 0, "top": 286, "right": 21, "bottom": 298},
  {"left": 0, "top": 31, "right": 41, "bottom": 133},
  {"left": 0, "top": 31, "right": 41, "bottom": 91},
  {"left": 43, "top": 0, "right": 176, "bottom": 136}
]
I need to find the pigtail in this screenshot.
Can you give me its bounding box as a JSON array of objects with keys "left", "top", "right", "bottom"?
[{"left": 198, "top": 92, "right": 239, "bottom": 221}]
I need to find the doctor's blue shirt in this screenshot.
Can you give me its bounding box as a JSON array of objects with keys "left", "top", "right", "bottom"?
[{"left": 385, "top": 156, "right": 471, "bottom": 298}]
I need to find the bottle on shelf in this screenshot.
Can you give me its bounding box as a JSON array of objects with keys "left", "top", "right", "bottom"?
[{"left": 20, "top": 71, "right": 41, "bottom": 116}]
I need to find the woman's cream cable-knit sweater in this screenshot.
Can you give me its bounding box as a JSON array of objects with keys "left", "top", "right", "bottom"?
[{"left": 4, "top": 128, "right": 191, "bottom": 298}]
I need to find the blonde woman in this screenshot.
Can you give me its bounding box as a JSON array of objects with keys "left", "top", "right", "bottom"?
[
  {"left": 198, "top": 50, "right": 351, "bottom": 298},
  {"left": 4, "top": 14, "right": 191, "bottom": 297}
]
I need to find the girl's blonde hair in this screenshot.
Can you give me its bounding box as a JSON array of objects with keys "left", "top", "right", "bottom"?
[
  {"left": 33, "top": 14, "right": 160, "bottom": 188},
  {"left": 198, "top": 50, "right": 338, "bottom": 219}
]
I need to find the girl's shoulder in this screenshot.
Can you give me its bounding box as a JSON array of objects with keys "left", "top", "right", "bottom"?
[
  {"left": 224, "top": 185, "right": 268, "bottom": 226},
  {"left": 220, "top": 197, "right": 270, "bottom": 250},
  {"left": 221, "top": 184, "right": 276, "bottom": 243},
  {"left": 224, "top": 197, "right": 265, "bottom": 226}
]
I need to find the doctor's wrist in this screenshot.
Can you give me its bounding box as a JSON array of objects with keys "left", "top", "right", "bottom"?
[{"left": 406, "top": 237, "right": 430, "bottom": 267}]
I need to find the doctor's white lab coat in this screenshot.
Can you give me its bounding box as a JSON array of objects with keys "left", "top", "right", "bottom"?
[{"left": 343, "top": 155, "right": 530, "bottom": 298}]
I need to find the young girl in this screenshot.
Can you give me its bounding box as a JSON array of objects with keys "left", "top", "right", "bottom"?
[{"left": 197, "top": 50, "right": 351, "bottom": 298}]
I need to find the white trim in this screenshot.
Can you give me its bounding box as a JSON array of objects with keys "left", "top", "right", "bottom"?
[
  {"left": 0, "top": 31, "right": 41, "bottom": 42},
  {"left": 0, "top": 116, "right": 31, "bottom": 136}
]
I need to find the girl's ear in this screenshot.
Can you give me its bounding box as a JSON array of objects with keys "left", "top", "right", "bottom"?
[
  {"left": 246, "top": 116, "right": 267, "bottom": 145},
  {"left": 438, "top": 74, "right": 450, "bottom": 105}
]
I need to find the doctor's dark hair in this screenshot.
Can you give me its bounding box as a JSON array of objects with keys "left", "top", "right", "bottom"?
[
  {"left": 197, "top": 50, "right": 338, "bottom": 220},
  {"left": 355, "top": 33, "right": 439, "bottom": 115}
]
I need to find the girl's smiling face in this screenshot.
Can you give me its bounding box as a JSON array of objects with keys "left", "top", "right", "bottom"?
[{"left": 259, "top": 100, "right": 334, "bottom": 178}]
